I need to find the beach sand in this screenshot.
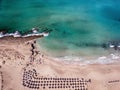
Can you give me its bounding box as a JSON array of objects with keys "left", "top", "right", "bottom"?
[{"left": 0, "top": 36, "right": 120, "bottom": 90}]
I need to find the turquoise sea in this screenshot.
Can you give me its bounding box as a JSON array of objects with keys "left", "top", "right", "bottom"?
[{"left": 0, "top": 0, "right": 120, "bottom": 58}]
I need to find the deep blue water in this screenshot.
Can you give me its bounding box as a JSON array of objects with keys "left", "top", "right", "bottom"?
[{"left": 0, "top": 0, "right": 120, "bottom": 57}]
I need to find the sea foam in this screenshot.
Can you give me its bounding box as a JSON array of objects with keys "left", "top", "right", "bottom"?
[{"left": 55, "top": 53, "right": 120, "bottom": 65}]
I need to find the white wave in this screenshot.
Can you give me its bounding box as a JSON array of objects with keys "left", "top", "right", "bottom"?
[
  {"left": 0, "top": 31, "right": 49, "bottom": 38},
  {"left": 0, "top": 34, "right": 3, "bottom": 38},
  {"left": 55, "top": 53, "right": 120, "bottom": 65},
  {"left": 110, "top": 54, "right": 120, "bottom": 59}
]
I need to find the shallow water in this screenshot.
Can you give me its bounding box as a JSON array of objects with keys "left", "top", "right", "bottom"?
[{"left": 0, "top": 0, "right": 120, "bottom": 58}]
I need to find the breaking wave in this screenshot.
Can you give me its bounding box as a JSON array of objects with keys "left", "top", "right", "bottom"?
[{"left": 54, "top": 53, "right": 120, "bottom": 65}]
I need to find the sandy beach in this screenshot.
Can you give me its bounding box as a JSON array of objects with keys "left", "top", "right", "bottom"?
[{"left": 0, "top": 36, "right": 120, "bottom": 90}]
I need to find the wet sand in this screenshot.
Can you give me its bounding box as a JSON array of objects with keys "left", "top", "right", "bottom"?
[{"left": 0, "top": 37, "right": 120, "bottom": 90}]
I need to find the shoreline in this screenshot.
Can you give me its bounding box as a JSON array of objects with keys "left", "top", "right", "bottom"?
[
  {"left": 37, "top": 43, "right": 120, "bottom": 65},
  {"left": 0, "top": 34, "right": 120, "bottom": 65},
  {"left": 54, "top": 53, "right": 120, "bottom": 65},
  {"left": 0, "top": 35, "right": 120, "bottom": 65}
]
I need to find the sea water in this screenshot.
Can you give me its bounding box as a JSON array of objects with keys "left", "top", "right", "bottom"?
[{"left": 0, "top": 0, "right": 120, "bottom": 61}]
